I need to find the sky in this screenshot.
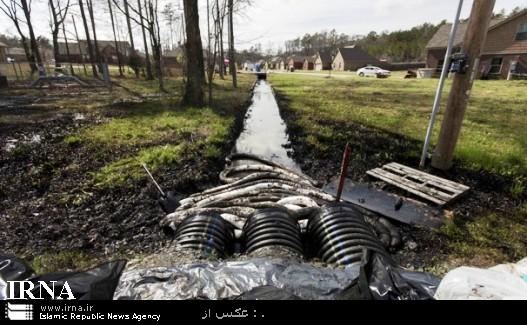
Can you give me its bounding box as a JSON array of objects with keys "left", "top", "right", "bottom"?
[{"left": 0, "top": 0, "right": 525, "bottom": 53}]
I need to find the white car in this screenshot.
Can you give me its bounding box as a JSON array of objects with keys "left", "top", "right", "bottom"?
[{"left": 357, "top": 66, "right": 391, "bottom": 78}]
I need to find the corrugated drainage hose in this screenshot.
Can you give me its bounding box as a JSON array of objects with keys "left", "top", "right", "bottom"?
[
  {"left": 243, "top": 208, "right": 303, "bottom": 256},
  {"left": 308, "top": 203, "right": 394, "bottom": 266},
  {"left": 174, "top": 214, "right": 235, "bottom": 257}
]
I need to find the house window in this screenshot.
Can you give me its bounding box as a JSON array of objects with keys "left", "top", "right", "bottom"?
[
  {"left": 489, "top": 57, "right": 503, "bottom": 74},
  {"left": 516, "top": 23, "right": 527, "bottom": 41}
]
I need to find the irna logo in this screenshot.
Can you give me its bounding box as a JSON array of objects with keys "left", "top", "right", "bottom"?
[{"left": 4, "top": 281, "right": 76, "bottom": 300}]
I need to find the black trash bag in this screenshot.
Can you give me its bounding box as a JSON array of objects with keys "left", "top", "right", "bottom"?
[
  {"left": 233, "top": 286, "right": 302, "bottom": 300},
  {"left": 0, "top": 253, "right": 127, "bottom": 300},
  {"left": 0, "top": 253, "right": 35, "bottom": 282},
  {"left": 337, "top": 250, "right": 440, "bottom": 300}
]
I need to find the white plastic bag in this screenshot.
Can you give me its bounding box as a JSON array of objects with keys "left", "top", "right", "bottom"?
[{"left": 435, "top": 258, "right": 527, "bottom": 300}]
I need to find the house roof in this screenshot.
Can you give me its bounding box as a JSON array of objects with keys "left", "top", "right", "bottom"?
[
  {"left": 289, "top": 55, "right": 310, "bottom": 63},
  {"left": 0, "top": 42, "right": 8, "bottom": 48},
  {"left": 337, "top": 45, "right": 378, "bottom": 63},
  {"left": 426, "top": 18, "right": 505, "bottom": 49},
  {"left": 316, "top": 49, "right": 333, "bottom": 63}
]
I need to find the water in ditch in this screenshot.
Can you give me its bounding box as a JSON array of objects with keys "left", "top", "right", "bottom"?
[{"left": 234, "top": 79, "right": 302, "bottom": 172}]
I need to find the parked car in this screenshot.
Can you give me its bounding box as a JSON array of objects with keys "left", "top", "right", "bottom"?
[{"left": 357, "top": 66, "right": 391, "bottom": 78}]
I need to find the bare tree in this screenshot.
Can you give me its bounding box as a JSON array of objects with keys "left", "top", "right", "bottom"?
[
  {"left": 18, "top": 0, "right": 42, "bottom": 72},
  {"left": 78, "top": 0, "right": 97, "bottom": 77},
  {"left": 48, "top": 0, "right": 71, "bottom": 68},
  {"left": 183, "top": 0, "right": 205, "bottom": 106},
  {"left": 71, "top": 14, "right": 88, "bottom": 75},
  {"left": 86, "top": 0, "right": 101, "bottom": 63},
  {"left": 216, "top": 0, "right": 224, "bottom": 79},
  {"left": 112, "top": 0, "right": 165, "bottom": 91},
  {"left": 206, "top": 0, "right": 219, "bottom": 105},
  {"left": 0, "top": 0, "right": 34, "bottom": 71},
  {"left": 107, "top": 0, "right": 123, "bottom": 76},
  {"left": 147, "top": 0, "right": 165, "bottom": 90},
  {"left": 228, "top": 0, "right": 236, "bottom": 87},
  {"left": 59, "top": 13, "right": 74, "bottom": 74},
  {"left": 122, "top": 1, "right": 135, "bottom": 50},
  {"left": 138, "top": 0, "right": 153, "bottom": 80}
]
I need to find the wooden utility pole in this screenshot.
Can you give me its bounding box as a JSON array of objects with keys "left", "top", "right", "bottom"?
[{"left": 431, "top": 0, "right": 495, "bottom": 170}]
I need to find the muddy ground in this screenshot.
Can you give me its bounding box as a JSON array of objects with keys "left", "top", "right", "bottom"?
[
  {"left": 276, "top": 91, "right": 526, "bottom": 271},
  {"left": 0, "top": 85, "right": 250, "bottom": 265}
]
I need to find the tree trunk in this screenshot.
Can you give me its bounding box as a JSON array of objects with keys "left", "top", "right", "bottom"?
[
  {"left": 108, "top": 0, "right": 123, "bottom": 77},
  {"left": 49, "top": 0, "right": 60, "bottom": 68},
  {"left": 21, "top": 0, "right": 41, "bottom": 72},
  {"left": 78, "top": 0, "right": 98, "bottom": 77},
  {"left": 216, "top": 0, "right": 224, "bottom": 79},
  {"left": 228, "top": 0, "right": 236, "bottom": 88},
  {"left": 138, "top": 0, "right": 153, "bottom": 80},
  {"left": 183, "top": 0, "right": 205, "bottom": 106},
  {"left": 62, "top": 24, "right": 74, "bottom": 75},
  {"left": 72, "top": 15, "right": 88, "bottom": 76},
  {"left": 147, "top": 0, "right": 164, "bottom": 91},
  {"left": 123, "top": 0, "right": 139, "bottom": 78},
  {"left": 87, "top": 0, "right": 101, "bottom": 64}
]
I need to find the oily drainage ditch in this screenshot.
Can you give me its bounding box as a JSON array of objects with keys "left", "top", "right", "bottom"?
[{"left": 0, "top": 80, "right": 440, "bottom": 300}]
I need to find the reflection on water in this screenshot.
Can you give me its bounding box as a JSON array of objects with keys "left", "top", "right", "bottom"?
[{"left": 234, "top": 80, "right": 301, "bottom": 171}]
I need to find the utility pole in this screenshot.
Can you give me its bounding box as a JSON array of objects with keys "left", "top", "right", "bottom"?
[{"left": 431, "top": 0, "right": 495, "bottom": 170}]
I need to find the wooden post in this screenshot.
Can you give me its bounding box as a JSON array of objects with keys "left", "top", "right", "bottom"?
[{"left": 431, "top": 0, "right": 495, "bottom": 170}]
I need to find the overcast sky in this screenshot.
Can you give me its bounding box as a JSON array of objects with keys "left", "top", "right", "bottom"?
[{"left": 0, "top": 0, "right": 524, "bottom": 52}]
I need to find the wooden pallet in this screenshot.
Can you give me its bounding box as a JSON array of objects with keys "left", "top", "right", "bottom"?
[{"left": 367, "top": 162, "right": 470, "bottom": 206}]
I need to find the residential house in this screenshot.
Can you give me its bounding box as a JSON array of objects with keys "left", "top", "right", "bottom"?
[
  {"left": 57, "top": 40, "right": 132, "bottom": 64},
  {"left": 288, "top": 55, "right": 307, "bottom": 70},
  {"left": 425, "top": 9, "right": 527, "bottom": 78},
  {"left": 0, "top": 42, "right": 7, "bottom": 62},
  {"left": 314, "top": 49, "right": 333, "bottom": 71},
  {"left": 163, "top": 47, "right": 184, "bottom": 67},
  {"left": 268, "top": 57, "right": 282, "bottom": 70},
  {"left": 6, "top": 47, "right": 26, "bottom": 62},
  {"left": 278, "top": 58, "right": 287, "bottom": 70},
  {"left": 303, "top": 56, "right": 315, "bottom": 70},
  {"left": 332, "top": 46, "right": 380, "bottom": 71}
]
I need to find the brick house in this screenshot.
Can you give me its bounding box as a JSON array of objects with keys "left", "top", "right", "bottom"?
[
  {"left": 314, "top": 49, "right": 333, "bottom": 71},
  {"left": 287, "top": 55, "right": 307, "bottom": 70},
  {"left": 331, "top": 46, "right": 380, "bottom": 71},
  {"left": 426, "top": 9, "right": 527, "bottom": 79},
  {"left": 57, "top": 40, "right": 132, "bottom": 64},
  {"left": 303, "top": 55, "right": 315, "bottom": 70}
]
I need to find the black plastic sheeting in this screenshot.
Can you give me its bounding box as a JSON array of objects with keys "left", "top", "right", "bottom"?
[
  {"left": 114, "top": 251, "right": 440, "bottom": 300},
  {"left": 1, "top": 251, "right": 439, "bottom": 300},
  {"left": 0, "top": 253, "right": 126, "bottom": 300}
]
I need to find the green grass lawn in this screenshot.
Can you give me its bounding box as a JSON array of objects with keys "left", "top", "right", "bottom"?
[
  {"left": 270, "top": 73, "right": 527, "bottom": 182},
  {"left": 270, "top": 72, "right": 527, "bottom": 271}
]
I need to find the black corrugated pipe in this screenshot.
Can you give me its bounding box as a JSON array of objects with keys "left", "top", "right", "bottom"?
[
  {"left": 174, "top": 214, "right": 235, "bottom": 257},
  {"left": 243, "top": 208, "right": 303, "bottom": 256},
  {"left": 308, "top": 203, "right": 394, "bottom": 266}
]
